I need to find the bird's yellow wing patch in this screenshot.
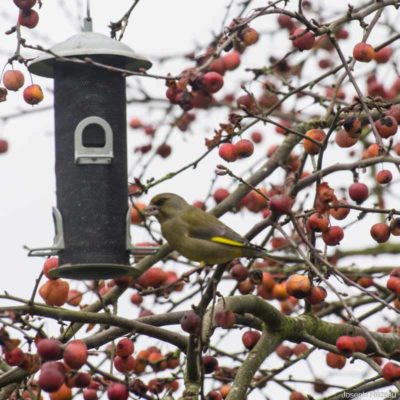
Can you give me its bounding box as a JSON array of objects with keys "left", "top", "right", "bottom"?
[{"left": 210, "top": 236, "right": 244, "bottom": 247}]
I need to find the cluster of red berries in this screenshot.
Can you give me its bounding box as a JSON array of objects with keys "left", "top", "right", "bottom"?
[
  {"left": 164, "top": 22, "right": 260, "bottom": 112},
  {"left": 227, "top": 267, "right": 327, "bottom": 316},
  {"left": 218, "top": 139, "right": 254, "bottom": 162},
  {"left": 14, "top": 0, "right": 39, "bottom": 29},
  {"left": 3, "top": 0, "right": 44, "bottom": 109},
  {"left": 2, "top": 69, "right": 44, "bottom": 105}
]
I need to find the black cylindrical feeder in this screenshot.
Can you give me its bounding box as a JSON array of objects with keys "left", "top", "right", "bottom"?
[{"left": 28, "top": 20, "right": 152, "bottom": 280}]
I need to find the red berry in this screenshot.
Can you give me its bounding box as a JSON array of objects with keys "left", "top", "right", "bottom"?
[
  {"left": 375, "top": 116, "right": 398, "bottom": 138},
  {"left": 113, "top": 355, "right": 135, "bottom": 373},
  {"left": 38, "top": 362, "right": 65, "bottom": 393},
  {"left": 234, "top": 139, "right": 254, "bottom": 158},
  {"left": 129, "top": 117, "right": 142, "bottom": 129},
  {"left": 277, "top": 14, "right": 295, "bottom": 30},
  {"left": 130, "top": 379, "right": 148, "bottom": 396},
  {"left": 137, "top": 267, "right": 167, "bottom": 288},
  {"left": 0, "top": 139, "right": 8, "bottom": 154},
  {"left": 291, "top": 28, "right": 315, "bottom": 50},
  {"left": 218, "top": 143, "right": 237, "bottom": 162},
  {"left": 261, "top": 272, "right": 276, "bottom": 290},
  {"left": 286, "top": 275, "right": 312, "bottom": 299},
  {"left": 305, "top": 286, "right": 327, "bottom": 305},
  {"left": 387, "top": 275, "right": 400, "bottom": 294},
  {"left": 5, "top": 348, "right": 25, "bottom": 366},
  {"left": 180, "top": 311, "right": 201, "bottom": 334},
  {"left": 322, "top": 226, "right": 344, "bottom": 246},
  {"left": 107, "top": 383, "right": 129, "bottom": 400},
  {"left": 146, "top": 352, "right": 166, "bottom": 373},
  {"left": 343, "top": 116, "right": 362, "bottom": 137},
  {"left": 23, "top": 84, "right": 43, "bottom": 104},
  {"left": 202, "top": 355, "right": 219, "bottom": 374},
  {"left": 230, "top": 263, "right": 249, "bottom": 282},
  {"left": 386, "top": 105, "right": 400, "bottom": 123},
  {"left": 303, "top": 129, "right": 326, "bottom": 154},
  {"left": 116, "top": 337, "right": 134, "bottom": 358},
  {"left": 156, "top": 143, "right": 172, "bottom": 158},
  {"left": 353, "top": 42, "right": 375, "bottom": 62},
  {"left": 148, "top": 379, "right": 164, "bottom": 394},
  {"left": 374, "top": 47, "right": 392, "bottom": 63},
  {"left": 289, "top": 391, "right": 307, "bottom": 400},
  {"left": 2, "top": 70, "right": 24, "bottom": 91},
  {"left": 326, "top": 352, "right": 346, "bottom": 369},
  {"left": 321, "top": 57, "right": 335, "bottom": 69},
  {"left": 192, "top": 90, "right": 213, "bottom": 108},
  {"left": 357, "top": 276, "right": 374, "bottom": 288},
  {"left": 73, "top": 372, "right": 92, "bottom": 388},
  {"left": 207, "top": 390, "right": 223, "bottom": 400},
  {"left": 239, "top": 279, "right": 255, "bottom": 295},
  {"left": 370, "top": 222, "right": 390, "bottom": 243},
  {"left": 242, "top": 330, "right": 261, "bottom": 350},
  {"left": 201, "top": 72, "right": 224, "bottom": 93},
  {"left": 222, "top": 51, "right": 241, "bottom": 70},
  {"left": 335, "top": 130, "right": 358, "bottom": 148},
  {"left": 308, "top": 213, "right": 329, "bottom": 232},
  {"left": 336, "top": 335, "right": 355, "bottom": 355},
  {"left": 39, "top": 279, "right": 69, "bottom": 306},
  {"left": 250, "top": 131, "right": 263, "bottom": 143},
  {"left": 242, "top": 189, "right": 268, "bottom": 212},
  {"left": 365, "top": 143, "right": 380, "bottom": 158},
  {"left": 83, "top": 389, "right": 98, "bottom": 400},
  {"left": 14, "top": 0, "right": 36, "bottom": 9},
  {"left": 329, "top": 200, "right": 350, "bottom": 220},
  {"left": 43, "top": 257, "right": 59, "bottom": 279},
  {"left": 63, "top": 340, "right": 88, "bottom": 369},
  {"left": 269, "top": 194, "right": 293, "bottom": 215},
  {"left": 241, "top": 27, "right": 259, "bottom": 46},
  {"left": 213, "top": 188, "right": 229, "bottom": 204},
  {"left": 130, "top": 292, "right": 143, "bottom": 305},
  {"left": 376, "top": 169, "right": 392, "bottom": 184},
  {"left": 18, "top": 9, "right": 39, "bottom": 28},
  {"left": 272, "top": 282, "right": 289, "bottom": 300},
  {"left": 209, "top": 58, "right": 226, "bottom": 75},
  {"left": 348, "top": 182, "right": 369, "bottom": 204},
  {"left": 276, "top": 344, "right": 293, "bottom": 360},
  {"left": 37, "top": 339, "right": 63, "bottom": 361},
  {"left": 390, "top": 218, "right": 400, "bottom": 236},
  {"left": 214, "top": 310, "right": 236, "bottom": 329},
  {"left": 67, "top": 289, "right": 82, "bottom": 306},
  {"left": 382, "top": 362, "right": 400, "bottom": 382},
  {"left": 293, "top": 343, "right": 308, "bottom": 356},
  {"left": 236, "top": 94, "right": 255, "bottom": 110},
  {"left": 352, "top": 336, "right": 367, "bottom": 352},
  {"left": 334, "top": 27, "right": 348, "bottom": 39}
]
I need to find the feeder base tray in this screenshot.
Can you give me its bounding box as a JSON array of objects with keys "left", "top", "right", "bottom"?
[{"left": 48, "top": 263, "right": 141, "bottom": 280}]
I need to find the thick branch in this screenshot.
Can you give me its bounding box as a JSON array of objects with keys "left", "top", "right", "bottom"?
[
  {"left": 226, "top": 330, "right": 282, "bottom": 400},
  {"left": 0, "top": 304, "right": 187, "bottom": 352}
]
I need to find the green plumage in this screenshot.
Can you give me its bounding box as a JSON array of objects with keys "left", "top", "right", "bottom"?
[{"left": 147, "top": 193, "right": 268, "bottom": 265}]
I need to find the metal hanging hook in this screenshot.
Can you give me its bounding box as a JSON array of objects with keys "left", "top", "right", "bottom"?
[
  {"left": 83, "top": 0, "right": 93, "bottom": 32},
  {"left": 86, "top": 0, "right": 91, "bottom": 20}
]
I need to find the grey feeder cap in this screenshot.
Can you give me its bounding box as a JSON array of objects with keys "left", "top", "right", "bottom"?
[{"left": 28, "top": 31, "right": 152, "bottom": 78}]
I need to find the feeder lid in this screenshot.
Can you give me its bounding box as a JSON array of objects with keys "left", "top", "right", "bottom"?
[{"left": 29, "top": 30, "right": 152, "bottom": 78}]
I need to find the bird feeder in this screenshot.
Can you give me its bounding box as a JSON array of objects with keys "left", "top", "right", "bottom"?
[{"left": 27, "top": 19, "right": 154, "bottom": 280}]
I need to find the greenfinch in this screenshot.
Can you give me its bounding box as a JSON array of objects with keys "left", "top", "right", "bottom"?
[{"left": 145, "top": 193, "right": 271, "bottom": 265}]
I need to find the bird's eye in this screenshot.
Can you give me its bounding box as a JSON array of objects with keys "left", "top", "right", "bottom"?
[{"left": 153, "top": 198, "right": 166, "bottom": 207}]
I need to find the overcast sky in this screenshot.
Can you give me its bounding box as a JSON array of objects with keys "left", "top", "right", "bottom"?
[{"left": 1, "top": 1, "right": 399, "bottom": 398}]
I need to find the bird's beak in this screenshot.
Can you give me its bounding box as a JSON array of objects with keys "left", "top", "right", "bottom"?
[{"left": 144, "top": 204, "right": 159, "bottom": 217}]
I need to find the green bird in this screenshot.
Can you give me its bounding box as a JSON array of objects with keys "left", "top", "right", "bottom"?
[{"left": 145, "top": 193, "right": 271, "bottom": 265}]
